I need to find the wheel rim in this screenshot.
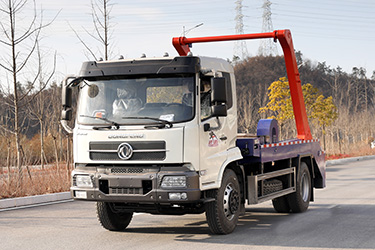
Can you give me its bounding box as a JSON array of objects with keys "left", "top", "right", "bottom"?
[
  {"left": 300, "top": 172, "right": 310, "bottom": 202},
  {"left": 223, "top": 183, "right": 239, "bottom": 220}
]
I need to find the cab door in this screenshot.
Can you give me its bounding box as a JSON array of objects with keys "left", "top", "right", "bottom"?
[{"left": 198, "top": 76, "right": 230, "bottom": 188}]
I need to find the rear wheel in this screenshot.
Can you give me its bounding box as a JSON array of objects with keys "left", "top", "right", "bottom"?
[
  {"left": 205, "top": 169, "right": 241, "bottom": 234},
  {"left": 97, "top": 202, "right": 133, "bottom": 231},
  {"left": 272, "top": 196, "right": 291, "bottom": 213},
  {"left": 287, "top": 162, "right": 311, "bottom": 213}
]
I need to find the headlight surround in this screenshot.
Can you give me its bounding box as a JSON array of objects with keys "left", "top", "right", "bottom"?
[
  {"left": 161, "top": 176, "right": 186, "bottom": 188},
  {"left": 74, "top": 175, "right": 93, "bottom": 188},
  {"left": 183, "top": 163, "right": 196, "bottom": 172}
]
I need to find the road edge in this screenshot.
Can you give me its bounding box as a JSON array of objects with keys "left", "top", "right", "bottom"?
[
  {"left": 0, "top": 192, "right": 72, "bottom": 210},
  {"left": 1, "top": 155, "right": 375, "bottom": 210},
  {"left": 326, "top": 155, "right": 375, "bottom": 166}
]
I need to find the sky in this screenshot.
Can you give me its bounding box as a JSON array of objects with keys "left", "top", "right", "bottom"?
[{"left": 1, "top": 0, "right": 374, "bottom": 86}]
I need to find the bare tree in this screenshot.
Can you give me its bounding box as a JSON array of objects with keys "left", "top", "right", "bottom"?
[
  {"left": 0, "top": 0, "right": 56, "bottom": 184},
  {"left": 71, "top": 0, "right": 115, "bottom": 61},
  {"left": 27, "top": 42, "right": 56, "bottom": 169}
]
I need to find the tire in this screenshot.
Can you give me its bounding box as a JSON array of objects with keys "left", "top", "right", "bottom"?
[
  {"left": 97, "top": 202, "right": 133, "bottom": 231},
  {"left": 287, "top": 162, "right": 311, "bottom": 213},
  {"left": 205, "top": 169, "right": 241, "bottom": 234},
  {"left": 272, "top": 196, "right": 291, "bottom": 213}
]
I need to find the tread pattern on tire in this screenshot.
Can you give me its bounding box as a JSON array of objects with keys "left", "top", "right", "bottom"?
[
  {"left": 205, "top": 169, "right": 240, "bottom": 235},
  {"left": 205, "top": 189, "right": 224, "bottom": 234},
  {"left": 272, "top": 162, "right": 311, "bottom": 213},
  {"left": 287, "top": 162, "right": 311, "bottom": 213},
  {"left": 97, "top": 202, "right": 133, "bottom": 231},
  {"left": 272, "top": 196, "right": 291, "bottom": 213}
]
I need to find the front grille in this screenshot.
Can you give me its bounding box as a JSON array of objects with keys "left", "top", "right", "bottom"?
[
  {"left": 110, "top": 187, "right": 143, "bottom": 195},
  {"left": 111, "top": 168, "right": 145, "bottom": 174},
  {"left": 89, "top": 141, "right": 166, "bottom": 161}
]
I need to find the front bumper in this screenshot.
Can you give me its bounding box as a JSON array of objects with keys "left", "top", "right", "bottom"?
[{"left": 70, "top": 166, "right": 201, "bottom": 204}]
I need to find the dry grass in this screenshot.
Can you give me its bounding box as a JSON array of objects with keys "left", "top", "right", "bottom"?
[
  {"left": 1, "top": 143, "right": 374, "bottom": 199},
  {"left": 0, "top": 133, "right": 72, "bottom": 199},
  {"left": 0, "top": 164, "right": 71, "bottom": 199},
  {"left": 326, "top": 143, "right": 375, "bottom": 160}
]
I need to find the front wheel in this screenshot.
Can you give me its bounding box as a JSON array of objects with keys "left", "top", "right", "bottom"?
[
  {"left": 205, "top": 169, "right": 241, "bottom": 234},
  {"left": 287, "top": 162, "right": 311, "bottom": 213},
  {"left": 97, "top": 202, "right": 133, "bottom": 231}
]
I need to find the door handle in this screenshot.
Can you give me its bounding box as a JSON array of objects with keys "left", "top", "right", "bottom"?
[{"left": 220, "top": 135, "right": 227, "bottom": 141}]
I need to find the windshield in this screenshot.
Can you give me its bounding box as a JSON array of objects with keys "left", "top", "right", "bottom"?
[{"left": 77, "top": 76, "right": 195, "bottom": 125}]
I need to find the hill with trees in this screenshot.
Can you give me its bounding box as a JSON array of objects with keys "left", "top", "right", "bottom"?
[{"left": 234, "top": 53, "right": 375, "bottom": 155}]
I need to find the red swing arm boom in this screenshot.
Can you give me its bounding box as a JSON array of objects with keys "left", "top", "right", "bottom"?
[{"left": 172, "top": 29, "right": 313, "bottom": 140}]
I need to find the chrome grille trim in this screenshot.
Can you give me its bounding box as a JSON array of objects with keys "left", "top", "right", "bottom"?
[
  {"left": 88, "top": 149, "right": 167, "bottom": 153},
  {"left": 89, "top": 141, "right": 166, "bottom": 161}
]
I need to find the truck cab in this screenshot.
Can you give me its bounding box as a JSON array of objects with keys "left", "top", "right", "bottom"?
[{"left": 63, "top": 55, "right": 243, "bottom": 215}]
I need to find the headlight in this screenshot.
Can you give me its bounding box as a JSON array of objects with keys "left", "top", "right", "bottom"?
[
  {"left": 161, "top": 176, "right": 186, "bottom": 188},
  {"left": 74, "top": 175, "right": 93, "bottom": 188},
  {"left": 75, "top": 163, "right": 86, "bottom": 169},
  {"left": 169, "top": 192, "right": 187, "bottom": 200}
]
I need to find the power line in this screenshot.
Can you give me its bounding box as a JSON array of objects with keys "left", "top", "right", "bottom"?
[
  {"left": 258, "top": 0, "right": 278, "bottom": 56},
  {"left": 234, "top": 0, "right": 249, "bottom": 61}
]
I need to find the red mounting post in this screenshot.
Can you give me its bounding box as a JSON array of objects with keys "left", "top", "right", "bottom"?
[{"left": 172, "top": 29, "right": 313, "bottom": 141}]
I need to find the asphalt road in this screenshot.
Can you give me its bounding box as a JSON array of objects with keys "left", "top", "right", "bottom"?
[{"left": 1, "top": 159, "right": 375, "bottom": 250}]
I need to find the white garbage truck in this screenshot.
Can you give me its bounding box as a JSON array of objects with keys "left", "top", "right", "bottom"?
[{"left": 61, "top": 29, "right": 326, "bottom": 234}]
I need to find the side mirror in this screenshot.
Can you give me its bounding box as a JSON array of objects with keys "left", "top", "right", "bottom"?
[
  {"left": 60, "top": 76, "right": 79, "bottom": 134},
  {"left": 62, "top": 84, "right": 72, "bottom": 108},
  {"left": 211, "top": 104, "right": 227, "bottom": 117},
  {"left": 211, "top": 77, "right": 227, "bottom": 117},
  {"left": 61, "top": 109, "right": 72, "bottom": 121},
  {"left": 211, "top": 77, "right": 227, "bottom": 104}
]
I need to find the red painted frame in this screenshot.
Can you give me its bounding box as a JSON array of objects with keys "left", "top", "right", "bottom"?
[{"left": 172, "top": 29, "right": 313, "bottom": 140}]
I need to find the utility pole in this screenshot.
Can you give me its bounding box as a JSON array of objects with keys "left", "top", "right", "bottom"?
[
  {"left": 234, "top": 0, "right": 249, "bottom": 61},
  {"left": 182, "top": 23, "right": 204, "bottom": 37},
  {"left": 258, "top": 0, "right": 278, "bottom": 56}
]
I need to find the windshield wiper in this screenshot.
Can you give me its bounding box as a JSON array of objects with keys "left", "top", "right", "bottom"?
[
  {"left": 122, "top": 116, "right": 173, "bottom": 128},
  {"left": 80, "top": 115, "right": 120, "bottom": 129}
]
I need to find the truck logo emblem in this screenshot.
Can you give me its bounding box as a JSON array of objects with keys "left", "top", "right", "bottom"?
[
  {"left": 117, "top": 143, "right": 133, "bottom": 160},
  {"left": 208, "top": 132, "right": 219, "bottom": 147},
  {"left": 108, "top": 134, "right": 144, "bottom": 139}
]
